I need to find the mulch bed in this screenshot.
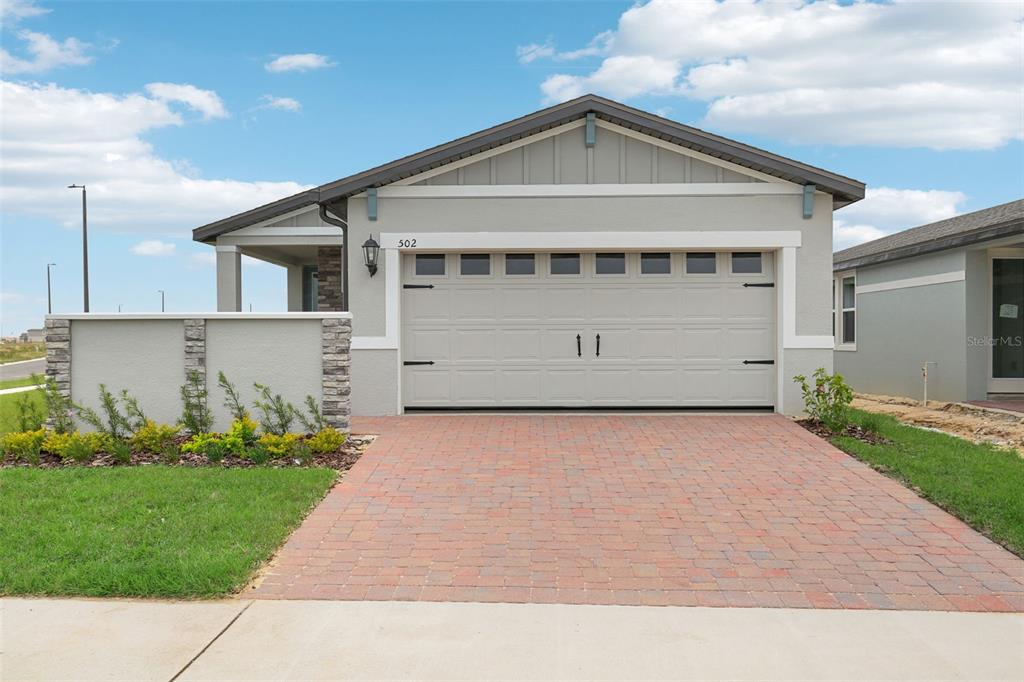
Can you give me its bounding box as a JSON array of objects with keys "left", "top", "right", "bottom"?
[
  {"left": 798, "top": 419, "right": 892, "bottom": 446},
  {"left": 1, "top": 435, "right": 375, "bottom": 471}
]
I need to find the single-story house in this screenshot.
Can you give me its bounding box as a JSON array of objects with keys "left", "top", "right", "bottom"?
[
  {"left": 833, "top": 199, "right": 1024, "bottom": 403},
  {"left": 19, "top": 328, "right": 45, "bottom": 343},
  {"left": 187, "top": 94, "right": 864, "bottom": 416}
]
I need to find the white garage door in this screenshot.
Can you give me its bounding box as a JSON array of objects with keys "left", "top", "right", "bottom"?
[{"left": 402, "top": 251, "right": 776, "bottom": 408}]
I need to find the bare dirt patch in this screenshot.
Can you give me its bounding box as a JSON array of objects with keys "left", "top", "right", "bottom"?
[{"left": 854, "top": 393, "right": 1024, "bottom": 454}]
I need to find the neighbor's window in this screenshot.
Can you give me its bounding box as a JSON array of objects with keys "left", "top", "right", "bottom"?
[
  {"left": 641, "top": 252, "right": 671, "bottom": 275},
  {"left": 595, "top": 253, "right": 626, "bottom": 275},
  {"left": 732, "top": 252, "right": 762, "bottom": 274},
  {"left": 460, "top": 254, "right": 490, "bottom": 276},
  {"left": 686, "top": 252, "right": 716, "bottom": 274},
  {"left": 840, "top": 275, "right": 856, "bottom": 345},
  {"left": 505, "top": 254, "right": 535, "bottom": 275},
  {"left": 550, "top": 253, "right": 581, "bottom": 275},
  {"left": 415, "top": 254, "right": 445, "bottom": 276}
]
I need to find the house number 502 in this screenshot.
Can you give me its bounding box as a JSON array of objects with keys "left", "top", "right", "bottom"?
[{"left": 397, "top": 239, "right": 417, "bottom": 248}]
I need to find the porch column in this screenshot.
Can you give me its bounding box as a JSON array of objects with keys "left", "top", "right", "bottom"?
[
  {"left": 216, "top": 244, "right": 242, "bottom": 312},
  {"left": 317, "top": 246, "right": 343, "bottom": 311}
]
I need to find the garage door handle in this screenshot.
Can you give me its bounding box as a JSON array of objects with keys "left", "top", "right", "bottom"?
[
  {"left": 403, "top": 361, "right": 435, "bottom": 366},
  {"left": 595, "top": 333, "right": 600, "bottom": 357},
  {"left": 576, "top": 334, "right": 581, "bottom": 358},
  {"left": 742, "top": 359, "right": 775, "bottom": 365}
]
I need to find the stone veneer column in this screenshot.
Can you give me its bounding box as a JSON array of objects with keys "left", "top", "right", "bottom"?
[
  {"left": 321, "top": 317, "right": 351, "bottom": 430},
  {"left": 317, "top": 246, "right": 343, "bottom": 312},
  {"left": 183, "top": 319, "right": 206, "bottom": 382},
  {"left": 44, "top": 317, "right": 71, "bottom": 403}
]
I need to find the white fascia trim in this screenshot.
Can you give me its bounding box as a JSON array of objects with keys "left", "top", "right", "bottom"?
[
  {"left": 780, "top": 246, "right": 833, "bottom": 350},
  {"left": 379, "top": 231, "right": 802, "bottom": 251},
  {"left": 225, "top": 226, "right": 343, "bottom": 239},
  {"left": 390, "top": 120, "right": 587, "bottom": 186},
  {"left": 596, "top": 120, "right": 802, "bottom": 187},
  {"left": 220, "top": 234, "right": 344, "bottom": 248},
  {"left": 857, "top": 270, "right": 965, "bottom": 294},
  {"left": 371, "top": 183, "right": 803, "bottom": 200},
  {"left": 49, "top": 312, "right": 352, "bottom": 321}
]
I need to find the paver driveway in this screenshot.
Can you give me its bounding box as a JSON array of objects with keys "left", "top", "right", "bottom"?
[{"left": 254, "top": 414, "right": 1024, "bottom": 611}]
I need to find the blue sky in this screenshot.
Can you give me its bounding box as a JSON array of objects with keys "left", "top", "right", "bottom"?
[{"left": 1, "top": 0, "right": 1021, "bottom": 334}]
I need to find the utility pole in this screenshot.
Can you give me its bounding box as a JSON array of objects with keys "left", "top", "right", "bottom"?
[
  {"left": 67, "top": 185, "right": 89, "bottom": 312},
  {"left": 158, "top": 289, "right": 165, "bottom": 312},
  {"left": 46, "top": 263, "right": 56, "bottom": 314}
]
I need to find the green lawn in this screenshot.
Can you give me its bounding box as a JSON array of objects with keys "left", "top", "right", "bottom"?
[
  {"left": 835, "top": 409, "right": 1024, "bottom": 557},
  {"left": 0, "top": 376, "right": 43, "bottom": 390},
  {"left": 0, "top": 389, "right": 44, "bottom": 435},
  {"left": 0, "top": 467, "right": 336, "bottom": 597}
]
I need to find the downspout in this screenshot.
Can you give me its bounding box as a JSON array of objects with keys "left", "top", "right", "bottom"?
[{"left": 318, "top": 202, "right": 350, "bottom": 312}]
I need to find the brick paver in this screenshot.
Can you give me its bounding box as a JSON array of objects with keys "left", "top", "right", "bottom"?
[{"left": 253, "top": 414, "right": 1024, "bottom": 611}]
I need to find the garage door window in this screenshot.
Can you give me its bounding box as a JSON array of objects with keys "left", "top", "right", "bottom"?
[
  {"left": 641, "top": 252, "right": 671, "bottom": 275},
  {"left": 595, "top": 253, "right": 626, "bottom": 275},
  {"left": 460, "top": 254, "right": 490, "bottom": 276},
  {"left": 415, "top": 254, "right": 446, "bottom": 276},
  {"left": 505, "top": 254, "right": 535, "bottom": 275},
  {"left": 686, "top": 252, "right": 716, "bottom": 274},
  {"left": 731, "top": 252, "right": 762, "bottom": 274},
  {"left": 550, "top": 253, "right": 581, "bottom": 275}
]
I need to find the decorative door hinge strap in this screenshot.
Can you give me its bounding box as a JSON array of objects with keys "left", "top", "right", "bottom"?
[
  {"left": 742, "top": 359, "right": 775, "bottom": 365},
  {"left": 742, "top": 282, "right": 775, "bottom": 288},
  {"left": 403, "top": 361, "right": 435, "bottom": 366},
  {"left": 403, "top": 284, "right": 434, "bottom": 289}
]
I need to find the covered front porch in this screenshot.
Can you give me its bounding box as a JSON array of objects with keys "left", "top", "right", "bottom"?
[{"left": 209, "top": 205, "right": 347, "bottom": 313}]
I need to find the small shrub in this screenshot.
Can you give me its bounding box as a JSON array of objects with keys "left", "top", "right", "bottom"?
[
  {"left": 110, "top": 440, "right": 133, "bottom": 465},
  {"left": 129, "top": 420, "right": 181, "bottom": 454},
  {"left": 307, "top": 427, "right": 347, "bottom": 454},
  {"left": 160, "top": 441, "right": 181, "bottom": 464},
  {"left": 13, "top": 392, "right": 45, "bottom": 432},
  {"left": 256, "top": 433, "right": 301, "bottom": 459},
  {"left": 179, "top": 370, "right": 213, "bottom": 435},
  {"left": 793, "top": 368, "right": 854, "bottom": 434},
  {"left": 245, "top": 443, "right": 271, "bottom": 465},
  {"left": 65, "top": 435, "right": 97, "bottom": 463},
  {"left": 227, "top": 415, "right": 259, "bottom": 447},
  {"left": 75, "top": 384, "right": 132, "bottom": 441},
  {"left": 217, "top": 371, "right": 248, "bottom": 421},
  {"left": 181, "top": 432, "right": 221, "bottom": 455},
  {"left": 292, "top": 442, "right": 313, "bottom": 466},
  {"left": 43, "top": 431, "right": 111, "bottom": 460},
  {"left": 2, "top": 429, "right": 46, "bottom": 462},
  {"left": 41, "top": 376, "right": 75, "bottom": 434},
  {"left": 120, "top": 390, "right": 149, "bottom": 433},
  {"left": 296, "top": 395, "right": 325, "bottom": 433},
  {"left": 252, "top": 383, "right": 296, "bottom": 436}
]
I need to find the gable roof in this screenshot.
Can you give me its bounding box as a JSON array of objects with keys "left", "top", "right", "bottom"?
[
  {"left": 194, "top": 94, "right": 866, "bottom": 243},
  {"left": 833, "top": 199, "right": 1024, "bottom": 271}
]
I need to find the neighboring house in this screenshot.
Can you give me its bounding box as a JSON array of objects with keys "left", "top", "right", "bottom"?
[
  {"left": 833, "top": 200, "right": 1024, "bottom": 403},
  {"left": 19, "top": 328, "right": 45, "bottom": 343},
  {"left": 193, "top": 94, "right": 865, "bottom": 416}
]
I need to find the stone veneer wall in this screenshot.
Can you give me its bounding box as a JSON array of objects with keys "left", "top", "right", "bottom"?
[
  {"left": 317, "top": 246, "right": 343, "bottom": 312},
  {"left": 44, "top": 314, "right": 351, "bottom": 431},
  {"left": 320, "top": 317, "right": 351, "bottom": 430}
]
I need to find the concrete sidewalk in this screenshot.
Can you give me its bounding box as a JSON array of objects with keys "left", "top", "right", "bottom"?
[{"left": 3, "top": 598, "right": 1022, "bottom": 681}]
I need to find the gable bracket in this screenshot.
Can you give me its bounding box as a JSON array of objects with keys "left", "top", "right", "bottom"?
[
  {"left": 367, "top": 187, "right": 378, "bottom": 221},
  {"left": 585, "top": 112, "right": 596, "bottom": 147},
  {"left": 802, "top": 184, "right": 815, "bottom": 219}
]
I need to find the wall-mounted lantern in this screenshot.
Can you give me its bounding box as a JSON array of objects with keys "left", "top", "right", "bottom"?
[{"left": 362, "top": 235, "right": 380, "bottom": 277}]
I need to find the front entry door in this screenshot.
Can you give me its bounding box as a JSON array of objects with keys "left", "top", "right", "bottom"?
[{"left": 989, "top": 256, "right": 1024, "bottom": 393}]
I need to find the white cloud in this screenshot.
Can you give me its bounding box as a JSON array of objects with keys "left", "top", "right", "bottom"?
[
  {"left": 144, "top": 82, "right": 227, "bottom": 120},
  {"left": 131, "top": 239, "right": 176, "bottom": 256},
  {"left": 257, "top": 95, "right": 301, "bottom": 112},
  {"left": 532, "top": 0, "right": 1023, "bottom": 150},
  {"left": 0, "top": 80, "right": 309, "bottom": 234},
  {"left": 1, "top": 29, "right": 92, "bottom": 74},
  {"left": 264, "top": 53, "right": 335, "bottom": 73},
  {"left": 0, "top": 0, "right": 48, "bottom": 23},
  {"left": 516, "top": 42, "right": 555, "bottom": 64},
  {"left": 0, "top": 291, "right": 28, "bottom": 304},
  {"left": 834, "top": 187, "right": 967, "bottom": 250}
]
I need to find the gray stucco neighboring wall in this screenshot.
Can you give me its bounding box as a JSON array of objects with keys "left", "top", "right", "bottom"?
[{"left": 834, "top": 249, "right": 969, "bottom": 402}]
